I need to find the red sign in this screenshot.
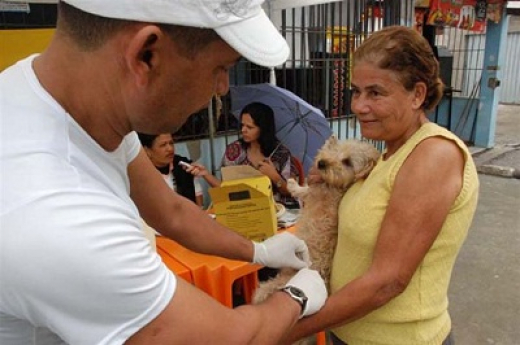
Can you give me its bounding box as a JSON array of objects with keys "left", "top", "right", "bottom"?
[{"left": 427, "top": 0, "right": 487, "bottom": 32}]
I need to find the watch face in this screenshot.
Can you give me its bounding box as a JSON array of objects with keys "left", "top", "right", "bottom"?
[
  {"left": 288, "top": 286, "right": 305, "bottom": 298},
  {"left": 282, "top": 286, "right": 308, "bottom": 317}
]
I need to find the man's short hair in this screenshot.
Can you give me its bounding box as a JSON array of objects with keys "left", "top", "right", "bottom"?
[{"left": 58, "top": 2, "right": 221, "bottom": 58}]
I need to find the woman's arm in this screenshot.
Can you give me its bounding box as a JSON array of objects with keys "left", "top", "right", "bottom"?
[
  {"left": 127, "top": 268, "right": 326, "bottom": 345},
  {"left": 283, "top": 137, "right": 466, "bottom": 342},
  {"left": 185, "top": 162, "right": 221, "bottom": 188},
  {"left": 129, "top": 149, "right": 252, "bottom": 260},
  {"left": 257, "top": 152, "right": 293, "bottom": 196}
]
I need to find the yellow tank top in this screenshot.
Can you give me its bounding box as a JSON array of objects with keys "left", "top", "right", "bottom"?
[{"left": 330, "top": 123, "right": 479, "bottom": 345}]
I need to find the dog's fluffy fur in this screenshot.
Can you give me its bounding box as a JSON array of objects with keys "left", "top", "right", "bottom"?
[{"left": 252, "top": 137, "right": 380, "bottom": 305}]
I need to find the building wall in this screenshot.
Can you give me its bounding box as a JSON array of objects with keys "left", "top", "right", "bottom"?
[
  {"left": 509, "top": 15, "right": 520, "bottom": 31},
  {"left": 500, "top": 30, "right": 520, "bottom": 104},
  {"left": 438, "top": 16, "right": 520, "bottom": 105},
  {"left": 0, "top": 29, "right": 54, "bottom": 71}
]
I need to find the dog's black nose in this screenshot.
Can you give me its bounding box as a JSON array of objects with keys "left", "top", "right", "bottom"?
[{"left": 317, "top": 160, "right": 327, "bottom": 170}]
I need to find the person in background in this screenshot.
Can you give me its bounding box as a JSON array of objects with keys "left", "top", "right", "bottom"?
[
  {"left": 138, "top": 132, "right": 210, "bottom": 207},
  {"left": 284, "top": 26, "right": 479, "bottom": 345},
  {"left": 224, "top": 101, "right": 301, "bottom": 280},
  {"left": 202, "top": 102, "right": 299, "bottom": 208},
  {"left": 0, "top": 1, "right": 328, "bottom": 344}
]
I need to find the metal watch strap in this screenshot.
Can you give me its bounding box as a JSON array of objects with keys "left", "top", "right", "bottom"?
[{"left": 280, "top": 285, "right": 308, "bottom": 317}]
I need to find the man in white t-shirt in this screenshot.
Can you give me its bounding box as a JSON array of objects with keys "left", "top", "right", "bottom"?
[{"left": 0, "top": 1, "right": 327, "bottom": 344}]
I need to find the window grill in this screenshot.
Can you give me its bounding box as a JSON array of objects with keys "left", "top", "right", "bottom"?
[
  {"left": 0, "top": 1, "right": 484, "bottom": 147},
  {"left": 200, "top": 0, "right": 413, "bottom": 147}
]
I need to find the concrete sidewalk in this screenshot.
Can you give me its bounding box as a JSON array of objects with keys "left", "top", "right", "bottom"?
[
  {"left": 449, "top": 104, "right": 520, "bottom": 344},
  {"left": 470, "top": 104, "right": 520, "bottom": 179},
  {"left": 449, "top": 174, "right": 520, "bottom": 345}
]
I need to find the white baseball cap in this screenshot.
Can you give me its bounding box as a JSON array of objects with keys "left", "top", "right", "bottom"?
[{"left": 62, "top": 0, "right": 289, "bottom": 67}]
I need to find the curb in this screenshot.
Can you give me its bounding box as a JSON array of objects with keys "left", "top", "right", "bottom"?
[
  {"left": 471, "top": 145, "right": 520, "bottom": 180},
  {"left": 477, "top": 164, "right": 520, "bottom": 179}
]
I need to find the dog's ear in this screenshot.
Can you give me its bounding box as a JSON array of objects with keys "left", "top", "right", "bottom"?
[
  {"left": 324, "top": 135, "right": 337, "bottom": 148},
  {"left": 367, "top": 145, "right": 381, "bottom": 162},
  {"left": 355, "top": 160, "right": 376, "bottom": 180},
  {"left": 354, "top": 144, "right": 381, "bottom": 180}
]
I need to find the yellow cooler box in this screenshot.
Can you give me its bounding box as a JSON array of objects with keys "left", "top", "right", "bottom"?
[{"left": 209, "top": 166, "right": 277, "bottom": 242}]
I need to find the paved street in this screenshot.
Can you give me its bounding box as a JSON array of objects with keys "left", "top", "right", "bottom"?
[
  {"left": 449, "top": 104, "right": 519, "bottom": 345},
  {"left": 449, "top": 175, "right": 520, "bottom": 345}
]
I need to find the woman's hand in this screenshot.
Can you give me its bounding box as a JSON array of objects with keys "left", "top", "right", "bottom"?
[
  {"left": 183, "top": 162, "right": 222, "bottom": 188},
  {"left": 257, "top": 158, "right": 281, "bottom": 182},
  {"left": 184, "top": 162, "right": 209, "bottom": 177}
]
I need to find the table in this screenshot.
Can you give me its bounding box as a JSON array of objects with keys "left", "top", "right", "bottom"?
[
  {"left": 156, "top": 228, "right": 327, "bottom": 344},
  {"left": 156, "top": 236, "right": 262, "bottom": 308},
  {"left": 156, "top": 247, "right": 193, "bottom": 284}
]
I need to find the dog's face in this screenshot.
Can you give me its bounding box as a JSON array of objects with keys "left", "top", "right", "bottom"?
[{"left": 313, "top": 136, "right": 381, "bottom": 189}]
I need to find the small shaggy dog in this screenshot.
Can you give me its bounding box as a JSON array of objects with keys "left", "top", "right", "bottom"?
[{"left": 253, "top": 137, "right": 381, "bottom": 307}]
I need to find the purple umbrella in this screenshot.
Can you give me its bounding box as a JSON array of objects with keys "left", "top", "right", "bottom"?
[{"left": 229, "top": 83, "right": 332, "bottom": 173}]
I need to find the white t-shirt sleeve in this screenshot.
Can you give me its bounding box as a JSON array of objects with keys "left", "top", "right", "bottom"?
[
  {"left": 194, "top": 178, "right": 203, "bottom": 196},
  {"left": 1, "top": 190, "right": 176, "bottom": 345},
  {"left": 125, "top": 131, "right": 142, "bottom": 163}
]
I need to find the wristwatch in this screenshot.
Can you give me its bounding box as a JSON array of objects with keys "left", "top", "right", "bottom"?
[
  {"left": 280, "top": 285, "right": 308, "bottom": 317},
  {"left": 276, "top": 178, "right": 284, "bottom": 188}
]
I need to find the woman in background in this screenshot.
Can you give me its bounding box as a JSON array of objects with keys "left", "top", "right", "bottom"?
[
  {"left": 138, "top": 133, "right": 216, "bottom": 207},
  {"left": 219, "top": 102, "right": 299, "bottom": 208}
]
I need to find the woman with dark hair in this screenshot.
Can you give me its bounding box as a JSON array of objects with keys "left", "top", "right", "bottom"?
[
  {"left": 220, "top": 102, "right": 298, "bottom": 207},
  {"left": 137, "top": 132, "right": 217, "bottom": 207}
]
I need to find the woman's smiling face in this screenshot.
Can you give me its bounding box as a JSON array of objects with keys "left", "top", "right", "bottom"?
[{"left": 350, "top": 61, "right": 425, "bottom": 146}]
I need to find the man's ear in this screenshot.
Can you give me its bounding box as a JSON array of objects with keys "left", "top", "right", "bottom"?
[
  {"left": 124, "top": 25, "right": 162, "bottom": 87},
  {"left": 412, "top": 81, "right": 427, "bottom": 110}
]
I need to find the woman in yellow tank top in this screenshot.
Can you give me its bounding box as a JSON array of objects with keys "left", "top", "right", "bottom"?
[{"left": 285, "top": 26, "right": 479, "bottom": 345}]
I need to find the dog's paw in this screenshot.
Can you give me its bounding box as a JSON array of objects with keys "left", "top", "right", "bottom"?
[
  {"left": 287, "top": 178, "right": 308, "bottom": 198},
  {"left": 286, "top": 178, "right": 299, "bottom": 193}
]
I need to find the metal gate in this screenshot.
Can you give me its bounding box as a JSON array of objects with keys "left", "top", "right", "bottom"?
[{"left": 180, "top": 0, "right": 414, "bottom": 144}]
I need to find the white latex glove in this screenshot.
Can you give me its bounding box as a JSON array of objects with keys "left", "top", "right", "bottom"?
[
  {"left": 252, "top": 232, "right": 310, "bottom": 269},
  {"left": 286, "top": 268, "right": 327, "bottom": 318}
]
